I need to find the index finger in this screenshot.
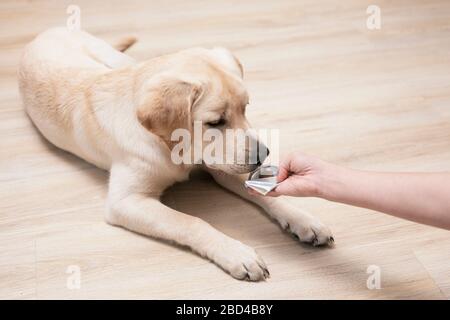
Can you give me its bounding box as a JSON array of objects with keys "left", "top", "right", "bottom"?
[{"left": 276, "top": 154, "right": 294, "bottom": 182}]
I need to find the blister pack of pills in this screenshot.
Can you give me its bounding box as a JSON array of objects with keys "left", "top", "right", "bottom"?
[{"left": 244, "top": 165, "right": 279, "bottom": 196}]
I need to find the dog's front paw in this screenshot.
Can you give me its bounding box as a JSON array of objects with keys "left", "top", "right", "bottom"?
[
  {"left": 281, "top": 217, "right": 334, "bottom": 246},
  {"left": 212, "top": 239, "right": 269, "bottom": 281}
]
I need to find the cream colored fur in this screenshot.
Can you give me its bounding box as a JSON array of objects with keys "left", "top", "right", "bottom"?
[{"left": 18, "top": 27, "right": 333, "bottom": 281}]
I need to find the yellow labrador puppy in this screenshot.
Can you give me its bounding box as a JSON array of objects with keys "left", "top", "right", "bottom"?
[{"left": 18, "top": 27, "right": 333, "bottom": 281}]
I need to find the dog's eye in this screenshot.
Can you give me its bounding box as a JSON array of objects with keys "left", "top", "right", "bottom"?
[{"left": 206, "top": 118, "right": 226, "bottom": 127}]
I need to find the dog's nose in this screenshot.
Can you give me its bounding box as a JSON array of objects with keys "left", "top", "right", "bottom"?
[{"left": 256, "top": 144, "right": 270, "bottom": 166}]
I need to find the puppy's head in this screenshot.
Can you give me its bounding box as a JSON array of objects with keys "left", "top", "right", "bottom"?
[{"left": 137, "top": 48, "right": 269, "bottom": 174}]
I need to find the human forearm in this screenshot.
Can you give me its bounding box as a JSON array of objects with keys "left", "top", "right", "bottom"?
[{"left": 319, "top": 166, "right": 450, "bottom": 230}]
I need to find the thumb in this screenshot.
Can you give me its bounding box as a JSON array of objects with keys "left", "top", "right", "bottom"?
[
  {"left": 268, "top": 177, "right": 311, "bottom": 197},
  {"left": 266, "top": 179, "right": 293, "bottom": 197}
]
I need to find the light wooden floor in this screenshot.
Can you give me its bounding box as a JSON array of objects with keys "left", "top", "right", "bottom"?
[{"left": 1, "top": 0, "right": 450, "bottom": 299}]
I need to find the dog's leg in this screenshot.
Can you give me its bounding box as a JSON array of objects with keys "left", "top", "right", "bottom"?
[
  {"left": 105, "top": 164, "right": 269, "bottom": 281},
  {"left": 208, "top": 169, "right": 334, "bottom": 246}
]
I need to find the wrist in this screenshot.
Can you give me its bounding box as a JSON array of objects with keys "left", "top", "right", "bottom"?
[{"left": 316, "top": 163, "right": 351, "bottom": 201}]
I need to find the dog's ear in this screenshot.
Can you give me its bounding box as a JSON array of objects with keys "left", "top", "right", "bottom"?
[
  {"left": 211, "top": 47, "right": 243, "bottom": 78},
  {"left": 137, "top": 76, "right": 202, "bottom": 146}
]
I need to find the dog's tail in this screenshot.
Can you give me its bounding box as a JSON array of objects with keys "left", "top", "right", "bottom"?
[{"left": 114, "top": 36, "right": 137, "bottom": 52}]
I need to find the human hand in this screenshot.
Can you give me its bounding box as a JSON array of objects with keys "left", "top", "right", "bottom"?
[{"left": 264, "top": 152, "right": 333, "bottom": 197}]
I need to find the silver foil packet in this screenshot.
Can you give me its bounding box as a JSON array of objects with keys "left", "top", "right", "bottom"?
[{"left": 245, "top": 165, "right": 279, "bottom": 196}]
